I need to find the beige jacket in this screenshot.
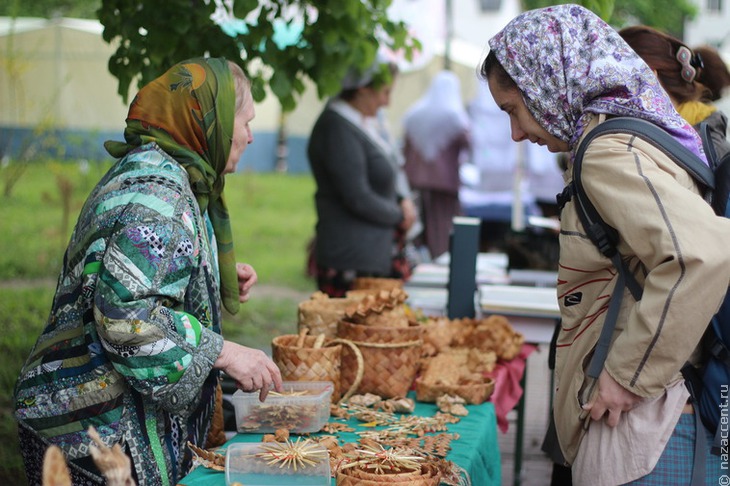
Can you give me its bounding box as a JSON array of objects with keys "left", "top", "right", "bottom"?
[{"left": 554, "top": 116, "right": 730, "bottom": 465}]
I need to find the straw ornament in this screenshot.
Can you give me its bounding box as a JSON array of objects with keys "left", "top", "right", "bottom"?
[
  {"left": 252, "top": 438, "right": 329, "bottom": 472},
  {"left": 187, "top": 441, "right": 225, "bottom": 471}
]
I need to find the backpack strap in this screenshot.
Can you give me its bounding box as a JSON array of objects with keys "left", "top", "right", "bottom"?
[
  {"left": 713, "top": 152, "right": 730, "bottom": 217},
  {"left": 680, "top": 363, "right": 708, "bottom": 483},
  {"left": 575, "top": 117, "right": 714, "bottom": 199},
  {"left": 697, "top": 121, "right": 718, "bottom": 168}
]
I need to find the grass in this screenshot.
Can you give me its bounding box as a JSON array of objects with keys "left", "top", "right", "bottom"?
[
  {"left": 0, "top": 161, "right": 320, "bottom": 484},
  {"left": 0, "top": 161, "right": 318, "bottom": 289}
]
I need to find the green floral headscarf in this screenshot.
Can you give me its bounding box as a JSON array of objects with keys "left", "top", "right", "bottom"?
[{"left": 105, "top": 57, "right": 241, "bottom": 314}]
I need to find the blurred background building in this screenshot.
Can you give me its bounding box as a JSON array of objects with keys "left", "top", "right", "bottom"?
[{"left": 0, "top": 0, "right": 728, "bottom": 171}]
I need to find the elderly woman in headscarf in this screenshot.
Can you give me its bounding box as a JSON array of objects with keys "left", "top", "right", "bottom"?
[
  {"left": 307, "top": 55, "right": 417, "bottom": 297},
  {"left": 13, "top": 57, "right": 282, "bottom": 485},
  {"left": 402, "top": 70, "right": 471, "bottom": 259},
  {"left": 484, "top": 5, "right": 730, "bottom": 484}
]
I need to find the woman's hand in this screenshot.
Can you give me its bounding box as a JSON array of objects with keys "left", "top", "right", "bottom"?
[
  {"left": 399, "top": 198, "right": 417, "bottom": 232},
  {"left": 214, "top": 340, "right": 283, "bottom": 401},
  {"left": 582, "top": 369, "right": 643, "bottom": 427},
  {"left": 236, "top": 263, "right": 258, "bottom": 303}
]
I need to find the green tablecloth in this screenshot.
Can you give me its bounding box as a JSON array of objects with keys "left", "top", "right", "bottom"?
[{"left": 178, "top": 394, "right": 501, "bottom": 485}]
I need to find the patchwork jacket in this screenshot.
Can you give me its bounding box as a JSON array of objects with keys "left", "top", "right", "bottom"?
[{"left": 14, "top": 143, "right": 224, "bottom": 485}]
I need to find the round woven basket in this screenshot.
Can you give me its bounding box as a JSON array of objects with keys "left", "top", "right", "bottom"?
[
  {"left": 345, "top": 289, "right": 382, "bottom": 300},
  {"left": 414, "top": 376, "right": 496, "bottom": 405},
  {"left": 297, "top": 297, "right": 356, "bottom": 338},
  {"left": 336, "top": 464, "right": 441, "bottom": 485},
  {"left": 271, "top": 335, "right": 364, "bottom": 403},
  {"left": 352, "top": 277, "right": 404, "bottom": 291},
  {"left": 337, "top": 320, "right": 423, "bottom": 399}
]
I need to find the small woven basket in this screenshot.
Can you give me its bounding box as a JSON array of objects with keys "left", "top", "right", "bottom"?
[
  {"left": 271, "top": 335, "right": 364, "bottom": 404},
  {"left": 297, "top": 297, "right": 356, "bottom": 338},
  {"left": 337, "top": 320, "right": 423, "bottom": 399},
  {"left": 352, "top": 277, "right": 404, "bottom": 291},
  {"left": 414, "top": 376, "right": 496, "bottom": 405},
  {"left": 336, "top": 464, "right": 441, "bottom": 485}
]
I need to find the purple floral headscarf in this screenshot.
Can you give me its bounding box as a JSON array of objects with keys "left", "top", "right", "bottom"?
[{"left": 488, "top": 4, "right": 706, "bottom": 163}]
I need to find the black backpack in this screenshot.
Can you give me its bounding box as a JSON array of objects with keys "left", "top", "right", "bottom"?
[{"left": 557, "top": 117, "right": 730, "bottom": 481}]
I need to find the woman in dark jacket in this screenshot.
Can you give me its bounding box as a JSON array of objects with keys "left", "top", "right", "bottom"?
[{"left": 307, "top": 57, "right": 416, "bottom": 296}]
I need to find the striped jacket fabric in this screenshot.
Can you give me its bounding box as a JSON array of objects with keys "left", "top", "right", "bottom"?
[{"left": 14, "top": 143, "right": 224, "bottom": 485}]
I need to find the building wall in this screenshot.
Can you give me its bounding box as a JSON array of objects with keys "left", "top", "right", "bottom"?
[
  {"left": 450, "top": 0, "right": 521, "bottom": 48},
  {"left": 683, "top": 0, "right": 730, "bottom": 51},
  {"left": 0, "top": 19, "right": 129, "bottom": 131}
]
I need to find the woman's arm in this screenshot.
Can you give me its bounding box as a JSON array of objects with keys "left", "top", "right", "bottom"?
[{"left": 94, "top": 213, "right": 224, "bottom": 412}]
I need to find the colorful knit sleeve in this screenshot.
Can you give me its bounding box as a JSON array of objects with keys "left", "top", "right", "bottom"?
[{"left": 92, "top": 200, "right": 223, "bottom": 412}]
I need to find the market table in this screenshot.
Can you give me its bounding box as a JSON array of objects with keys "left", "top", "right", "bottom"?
[
  {"left": 178, "top": 393, "right": 501, "bottom": 486},
  {"left": 406, "top": 255, "right": 559, "bottom": 486}
]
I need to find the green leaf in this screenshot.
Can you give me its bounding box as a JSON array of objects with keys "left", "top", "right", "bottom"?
[
  {"left": 250, "top": 76, "right": 267, "bottom": 103},
  {"left": 269, "top": 70, "right": 293, "bottom": 101},
  {"left": 233, "top": 0, "right": 261, "bottom": 18},
  {"left": 279, "top": 94, "right": 296, "bottom": 113},
  {"left": 95, "top": 0, "right": 420, "bottom": 111}
]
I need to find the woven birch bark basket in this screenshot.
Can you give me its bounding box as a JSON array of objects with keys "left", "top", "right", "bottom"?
[
  {"left": 336, "top": 464, "right": 441, "bottom": 485},
  {"left": 271, "top": 334, "right": 364, "bottom": 404},
  {"left": 337, "top": 320, "right": 423, "bottom": 399},
  {"left": 352, "top": 276, "right": 404, "bottom": 291},
  {"left": 297, "top": 294, "right": 361, "bottom": 338}
]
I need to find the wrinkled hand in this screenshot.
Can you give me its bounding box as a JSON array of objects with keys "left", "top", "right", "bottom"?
[
  {"left": 399, "top": 198, "right": 417, "bottom": 232},
  {"left": 236, "top": 263, "right": 258, "bottom": 303},
  {"left": 583, "top": 369, "right": 643, "bottom": 427},
  {"left": 214, "top": 340, "right": 283, "bottom": 401}
]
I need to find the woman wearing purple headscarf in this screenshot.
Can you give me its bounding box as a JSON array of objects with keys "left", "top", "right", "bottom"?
[{"left": 484, "top": 5, "right": 730, "bottom": 484}]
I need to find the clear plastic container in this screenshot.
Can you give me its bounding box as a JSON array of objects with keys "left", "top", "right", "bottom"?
[
  {"left": 231, "top": 381, "right": 334, "bottom": 434},
  {"left": 225, "top": 441, "right": 331, "bottom": 486}
]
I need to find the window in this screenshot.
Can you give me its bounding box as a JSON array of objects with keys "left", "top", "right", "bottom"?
[
  {"left": 707, "top": 0, "right": 723, "bottom": 13},
  {"left": 478, "top": 0, "right": 502, "bottom": 12}
]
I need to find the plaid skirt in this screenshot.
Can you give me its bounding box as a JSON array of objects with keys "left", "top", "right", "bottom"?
[{"left": 625, "top": 412, "right": 724, "bottom": 485}]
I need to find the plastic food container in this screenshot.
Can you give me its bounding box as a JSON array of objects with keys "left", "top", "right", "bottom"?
[
  {"left": 225, "top": 441, "right": 331, "bottom": 486},
  {"left": 232, "top": 381, "right": 334, "bottom": 434}
]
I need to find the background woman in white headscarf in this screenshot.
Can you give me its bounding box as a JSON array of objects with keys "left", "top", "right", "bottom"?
[
  {"left": 403, "top": 70, "right": 471, "bottom": 259},
  {"left": 459, "top": 80, "right": 563, "bottom": 253}
]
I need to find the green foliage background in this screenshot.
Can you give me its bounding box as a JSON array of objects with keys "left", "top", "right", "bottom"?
[{"left": 96, "top": 0, "right": 420, "bottom": 111}]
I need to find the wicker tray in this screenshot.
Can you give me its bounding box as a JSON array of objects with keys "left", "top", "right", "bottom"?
[
  {"left": 352, "top": 277, "right": 404, "bottom": 291},
  {"left": 337, "top": 464, "right": 441, "bottom": 485}
]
